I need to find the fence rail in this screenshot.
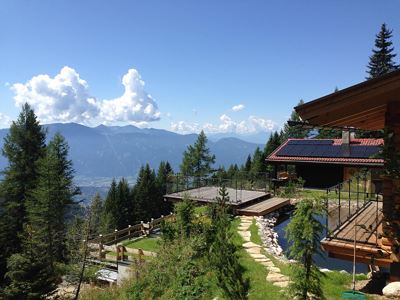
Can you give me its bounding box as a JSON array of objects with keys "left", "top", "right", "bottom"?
[
  {"left": 325, "top": 175, "right": 382, "bottom": 244},
  {"left": 88, "top": 213, "right": 175, "bottom": 246},
  {"left": 166, "top": 172, "right": 273, "bottom": 197}
]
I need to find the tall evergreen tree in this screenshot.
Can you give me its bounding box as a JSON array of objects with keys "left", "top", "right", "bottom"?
[
  {"left": 180, "top": 130, "right": 216, "bottom": 179},
  {"left": 89, "top": 193, "right": 103, "bottom": 238},
  {"left": 264, "top": 131, "right": 282, "bottom": 157},
  {"left": 367, "top": 23, "right": 398, "bottom": 79},
  {"left": 244, "top": 154, "right": 252, "bottom": 173},
  {"left": 0, "top": 103, "right": 46, "bottom": 284},
  {"left": 133, "top": 164, "right": 158, "bottom": 221},
  {"left": 46, "top": 133, "right": 80, "bottom": 261},
  {"left": 156, "top": 161, "right": 174, "bottom": 215},
  {"left": 250, "top": 147, "right": 264, "bottom": 177},
  {"left": 116, "top": 178, "right": 131, "bottom": 229},
  {"left": 282, "top": 100, "right": 310, "bottom": 140},
  {"left": 102, "top": 179, "right": 118, "bottom": 231},
  {"left": 208, "top": 186, "right": 248, "bottom": 299},
  {"left": 285, "top": 198, "right": 325, "bottom": 299},
  {"left": 4, "top": 132, "right": 78, "bottom": 299}
]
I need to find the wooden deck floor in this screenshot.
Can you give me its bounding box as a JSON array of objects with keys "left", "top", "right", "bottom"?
[
  {"left": 164, "top": 186, "right": 269, "bottom": 207},
  {"left": 321, "top": 201, "right": 392, "bottom": 267},
  {"left": 237, "top": 197, "right": 291, "bottom": 216}
]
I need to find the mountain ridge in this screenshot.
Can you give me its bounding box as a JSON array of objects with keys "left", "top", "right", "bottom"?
[{"left": 0, "top": 123, "right": 264, "bottom": 185}]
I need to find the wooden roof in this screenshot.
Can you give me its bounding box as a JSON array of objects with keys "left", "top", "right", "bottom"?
[{"left": 295, "top": 70, "right": 400, "bottom": 130}]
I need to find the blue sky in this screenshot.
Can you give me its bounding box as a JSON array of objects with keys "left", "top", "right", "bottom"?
[{"left": 0, "top": 1, "right": 399, "bottom": 141}]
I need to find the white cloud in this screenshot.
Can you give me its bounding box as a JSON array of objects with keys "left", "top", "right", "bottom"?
[
  {"left": 11, "top": 66, "right": 160, "bottom": 125},
  {"left": 100, "top": 69, "right": 160, "bottom": 124},
  {"left": 171, "top": 121, "right": 200, "bottom": 134},
  {"left": 232, "top": 104, "right": 245, "bottom": 112},
  {"left": 12, "top": 66, "right": 100, "bottom": 124},
  {"left": 0, "top": 113, "right": 11, "bottom": 128},
  {"left": 171, "top": 114, "right": 276, "bottom": 135}
]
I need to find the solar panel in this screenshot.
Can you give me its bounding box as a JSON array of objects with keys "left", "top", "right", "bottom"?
[
  {"left": 275, "top": 144, "right": 381, "bottom": 159},
  {"left": 287, "top": 140, "right": 333, "bottom": 145}
]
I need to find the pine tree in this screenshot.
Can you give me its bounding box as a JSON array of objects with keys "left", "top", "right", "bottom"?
[
  {"left": 116, "top": 178, "right": 131, "bottom": 229},
  {"left": 156, "top": 161, "right": 174, "bottom": 215},
  {"left": 89, "top": 193, "right": 103, "bottom": 238},
  {"left": 102, "top": 179, "right": 118, "bottom": 231},
  {"left": 4, "top": 137, "right": 78, "bottom": 298},
  {"left": 250, "top": 147, "right": 264, "bottom": 178},
  {"left": 264, "top": 131, "right": 282, "bottom": 157},
  {"left": 367, "top": 23, "right": 398, "bottom": 79},
  {"left": 0, "top": 103, "right": 46, "bottom": 284},
  {"left": 244, "top": 155, "right": 252, "bottom": 173},
  {"left": 180, "top": 130, "right": 215, "bottom": 180},
  {"left": 133, "top": 164, "right": 158, "bottom": 221},
  {"left": 282, "top": 100, "right": 310, "bottom": 140},
  {"left": 208, "top": 186, "right": 248, "bottom": 299},
  {"left": 285, "top": 198, "right": 325, "bottom": 299},
  {"left": 46, "top": 133, "right": 80, "bottom": 261}
]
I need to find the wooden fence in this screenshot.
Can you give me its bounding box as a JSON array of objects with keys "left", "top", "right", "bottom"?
[{"left": 88, "top": 213, "right": 175, "bottom": 248}]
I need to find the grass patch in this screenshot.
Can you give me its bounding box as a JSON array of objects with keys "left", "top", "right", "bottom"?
[
  {"left": 122, "top": 236, "right": 160, "bottom": 252},
  {"left": 249, "top": 219, "right": 263, "bottom": 245}
]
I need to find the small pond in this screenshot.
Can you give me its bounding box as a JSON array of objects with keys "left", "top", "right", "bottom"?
[{"left": 274, "top": 211, "right": 368, "bottom": 273}]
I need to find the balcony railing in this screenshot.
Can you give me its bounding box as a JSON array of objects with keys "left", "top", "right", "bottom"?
[{"left": 325, "top": 175, "right": 383, "bottom": 246}]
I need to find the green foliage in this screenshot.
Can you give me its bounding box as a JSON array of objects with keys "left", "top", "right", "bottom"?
[
  {"left": 180, "top": 130, "right": 216, "bottom": 179},
  {"left": 132, "top": 164, "right": 158, "bottom": 222},
  {"left": 264, "top": 131, "right": 283, "bottom": 157},
  {"left": 89, "top": 193, "right": 104, "bottom": 238},
  {"left": 279, "top": 178, "right": 304, "bottom": 198},
  {"left": 282, "top": 100, "right": 310, "bottom": 140},
  {"left": 285, "top": 198, "right": 325, "bottom": 300},
  {"left": 367, "top": 23, "right": 398, "bottom": 79},
  {"left": 4, "top": 251, "right": 58, "bottom": 299},
  {"left": 208, "top": 185, "right": 249, "bottom": 300},
  {"left": 156, "top": 161, "right": 174, "bottom": 215},
  {"left": 0, "top": 103, "right": 46, "bottom": 282}
]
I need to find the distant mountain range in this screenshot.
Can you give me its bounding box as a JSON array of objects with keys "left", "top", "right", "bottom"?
[{"left": 0, "top": 123, "right": 263, "bottom": 188}]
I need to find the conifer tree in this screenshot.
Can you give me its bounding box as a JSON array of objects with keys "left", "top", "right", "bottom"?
[
  {"left": 244, "top": 154, "right": 252, "bottom": 173},
  {"left": 180, "top": 130, "right": 215, "bottom": 180},
  {"left": 133, "top": 164, "right": 158, "bottom": 221},
  {"left": 208, "top": 185, "right": 248, "bottom": 299},
  {"left": 116, "top": 178, "right": 131, "bottom": 229},
  {"left": 264, "top": 131, "right": 282, "bottom": 157},
  {"left": 0, "top": 103, "right": 46, "bottom": 283},
  {"left": 250, "top": 147, "right": 264, "bottom": 178},
  {"left": 285, "top": 198, "right": 325, "bottom": 300},
  {"left": 282, "top": 100, "right": 310, "bottom": 140},
  {"left": 89, "top": 193, "right": 103, "bottom": 238},
  {"left": 46, "top": 133, "right": 80, "bottom": 261},
  {"left": 102, "top": 179, "right": 118, "bottom": 231},
  {"left": 156, "top": 161, "right": 174, "bottom": 215},
  {"left": 367, "top": 23, "right": 398, "bottom": 79}
]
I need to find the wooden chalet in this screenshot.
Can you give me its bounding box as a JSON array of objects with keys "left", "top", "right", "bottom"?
[
  {"left": 266, "top": 136, "right": 384, "bottom": 189},
  {"left": 295, "top": 69, "right": 400, "bottom": 281}
]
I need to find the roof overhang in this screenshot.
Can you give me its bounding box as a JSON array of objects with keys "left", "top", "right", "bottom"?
[{"left": 295, "top": 70, "right": 400, "bottom": 130}]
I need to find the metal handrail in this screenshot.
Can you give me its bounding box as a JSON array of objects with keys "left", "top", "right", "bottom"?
[{"left": 325, "top": 175, "right": 382, "bottom": 244}]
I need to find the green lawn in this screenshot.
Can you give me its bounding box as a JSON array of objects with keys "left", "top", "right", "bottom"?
[{"left": 122, "top": 236, "right": 160, "bottom": 252}]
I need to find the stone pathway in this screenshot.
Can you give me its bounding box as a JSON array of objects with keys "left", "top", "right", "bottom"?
[{"left": 238, "top": 216, "right": 290, "bottom": 289}]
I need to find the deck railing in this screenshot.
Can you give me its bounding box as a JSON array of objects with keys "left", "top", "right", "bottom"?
[
  {"left": 325, "top": 175, "right": 383, "bottom": 245},
  {"left": 166, "top": 172, "right": 273, "bottom": 196}
]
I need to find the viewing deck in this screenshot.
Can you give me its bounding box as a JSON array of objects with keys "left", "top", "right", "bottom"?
[
  {"left": 164, "top": 186, "right": 271, "bottom": 208},
  {"left": 321, "top": 200, "right": 391, "bottom": 267}
]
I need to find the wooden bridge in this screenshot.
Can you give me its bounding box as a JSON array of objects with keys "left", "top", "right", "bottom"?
[{"left": 237, "top": 197, "right": 291, "bottom": 216}]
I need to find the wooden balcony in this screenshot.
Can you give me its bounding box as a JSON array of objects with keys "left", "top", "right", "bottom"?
[{"left": 321, "top": 200, "right": 392, "bottom": 268}]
